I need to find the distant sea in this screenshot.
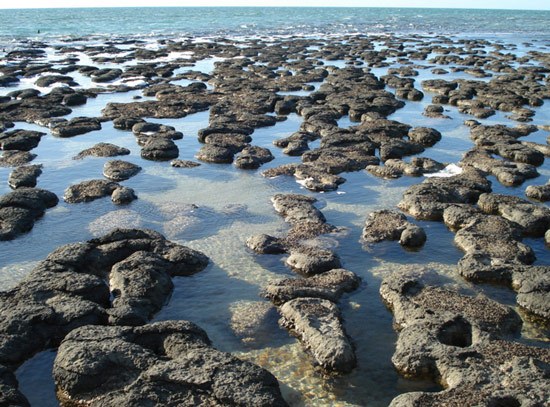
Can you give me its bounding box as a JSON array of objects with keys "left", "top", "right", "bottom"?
[{"left": 0, "top": 7, "right": 549, "bottom": 42}]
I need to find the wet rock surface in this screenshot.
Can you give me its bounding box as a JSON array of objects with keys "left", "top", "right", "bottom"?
[
  {"left": 53, "top": 321, "right": 288, "bottom": 407},
  {"left": 8, "top": 164, "right": 43, "bottom": 189},
  {"left": 0, "top": 229, "right": 209, "bottom": 369},
  {"left": 0, "top": 130, "right": 45, "bottom": 151},
  {"left": 64, "top": 179, "right": 121, "bottom": 203},
  {"left": 0, "top": 187, "right": 58, "bottom": 240},
  {"left": 50, "top": 117, "right": 102, "bottom": 138},
  {"left": 398, "top": 168, "right": 492, "bottom": 220},
  {"left": 74, "top": 142, "right": 131, "bottom": 159},
  {"left": 382, "top": 271, "right": 549, "bottom": 407},
  {"left": 103, "top": 160, "right": 142, "bottom": 181},
  {"left": 362, "top": 209, "right": 426, "bottom": 248}
]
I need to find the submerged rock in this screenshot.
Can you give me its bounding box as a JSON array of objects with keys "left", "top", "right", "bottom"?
[
  {"left": 263, "top": 268, "right": 361, "bottom": 305},
  {"left": 53, "top": 321, "right": 288, "bottom": 407},
  {"left": 279, "top": 297, "right": 356, "bottom": 373}
]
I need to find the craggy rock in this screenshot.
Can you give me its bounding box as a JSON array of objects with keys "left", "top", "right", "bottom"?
[
  {"left": 382, "top": 271, "right": 549, "bottom": 407},
  {"left": 362, "top": 209, "right": 426, "bottom": 248},
  {"left": 263, "top": 268, "right": 361, "bottom": 305},
  {"left": 246, "top": 234, "right": 286, "bottom": 254},
  {"left": 379, "top": 157, "right": 445, "bottom": 178},
  {"left": 0, "top": 187, "right": 58, "bottom": 240},
  {"left": 111, "top": 186, "right": 137, "bottom": 205},
  {"left": 461, "top": 148, "right": 538, "bottom": 186},
  {"left": 279, "top": 297, "right": 356, "bottom": 372},
  {"left": 408, "top": 127, "right": 442, "bottom": 147},
  {"left": 525, "top": 183, "right": 550, "bottom": 202},
  {"left": 286, "top": 246, "right": 342, "bottom": 276},
  {"left": 444, "top": 205, "right": 535, "bottom": 266},
  {"left": 0, "top": 364, "right": 30, "bottom": 406},
  {"left": 235, "top": 146, "right": 274, "bottom": 169},
  {"left": 74, "top": 142, "right": 131, "bottom": 159},
  {"left": 103, "top": 160, "right": 142, "bottom": 182},
  {"left": 469, "top": 124, "right": 544, "bottom": 166},
  {"left": 53, "top": 321, "right": 288, "bottom": 407},
  {"left": 302, "top": 146, "right": 379, "bottom": 173},
  {"left": 64, "top": 179, "right": 120, "bottom": 203},
  {"left": 8, "top": 164, "right": 42, "bottom": 189},
  {"left": 0, "top": 229, "right": 209, "bottom": 369},
  {"left": 50, "top": 117, "right": 102, "bottom": 137},
  {"left": 398, "top": 168, "right": 491, "bottom": 220},
  {"left": 35, "top": 75, "right": 78, "bottom": 87},
  {"left": 141, "top": 138, "right": 179, "bottom": 161},
  {"left": 171, "top": 159, "right": 201, "bottom": 168},
  {"left": 196, "top": 144, "right": 235, "bottom": 164},
  {"left": 132, "top": 122, "right": 183, "bottom": 144},
  {"left": 271, "top": 194, "right": 336, "bottom": 245},
  {"left": 477, "top": 193, "right": 550, "bottom": 237},
  {"left": 0, "top": 129, "right": 45, "bottom": 151},
  {"left": 423, "top": 104, "right": 450, "bottom": 119},
  {"left": 0, "top": 150, "right": 36, "bottom": 166},
  {"left": 366, "top": 164, "right": 403, "bottom": 179},
  {"left": 512, "top": 269, "right": 550, "bottom": 323}
]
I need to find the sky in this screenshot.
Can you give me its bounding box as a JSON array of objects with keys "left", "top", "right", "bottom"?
[{"left": 0, "top": 0, "right": 548, "bottom": 10}]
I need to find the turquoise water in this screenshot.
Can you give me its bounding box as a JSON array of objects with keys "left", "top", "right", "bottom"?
[
  {"left": 0, "top": 7, "right": 549, "bottom": 407},
  {"left": 0, "top": 7, "right": 550, "bottom": 41}
]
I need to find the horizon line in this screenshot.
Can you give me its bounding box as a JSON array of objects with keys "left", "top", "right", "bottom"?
[{"left": 1, "top": 6, "right": 549, "bottom": 11}]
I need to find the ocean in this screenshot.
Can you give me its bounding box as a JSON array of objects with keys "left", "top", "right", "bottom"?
[
  {"left": 0, "top": 7, "right": 550, "bottom": 41},
  {"left": 0, "top": 6, "right": 549, "bottom": 407}
]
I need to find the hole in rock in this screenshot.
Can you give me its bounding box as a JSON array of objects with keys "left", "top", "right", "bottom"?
[
  {"left": 487, "top": 396, "right": 521, "bottom": 407},
  {"left": 436, "top": 317, "right": 472, "bottom": 348}
]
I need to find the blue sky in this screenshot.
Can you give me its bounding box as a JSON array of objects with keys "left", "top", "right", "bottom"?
[{"left": 1, "top": 0, "right": 549, "bottom": 10}]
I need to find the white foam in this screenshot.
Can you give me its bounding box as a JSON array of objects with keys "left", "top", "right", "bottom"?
[{"left": 424, "top": 164, "right": 463, "bottom": 178}]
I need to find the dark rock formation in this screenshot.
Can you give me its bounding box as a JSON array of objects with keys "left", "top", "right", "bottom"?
[
  {"left": 53, "top": 321, "right": 288, "bottom": 407},
  {"left": 50, "top": 117, "right": 102, "bottom": 137},
  {"left": 64, "top": 179, "right": 120, "bottom": 203},
  {"left": 382, "top": 271, "right": 548, "bottom": 407},
  {"left": 263, "top": 268, "right": 360, "bottom": 305},
  {"left": 398, "top": 168, "right": 491, "bottom": 220},
  {"left": 8, "top": 164, "right": 42, "bottom": 189},
  {"left": 171, "top": 159, "right": 201, "bottom": 168},
  {"left": 362, "top": 209, "right": 426, "bottom": 248},
  {"left": 0, "top": 187, "right": 58, "bottom": 240},
  {"left": 0, "top": 229, "right": 209, "bottom": 369},
  {"left": 111, "top": 186, "right": 137, "bottom": 205},
  {"left": 235, "top": 146, "right": 274, "bottom": 169},
  {"left": 103, "top": 160, "right": 142, "bottom": 181},
  {"left": 0, "top": 130, "right": 45, "bottom": 151},
  {"left": 477, "top": 193, "right": 550, "bottom": 237},
  {"left": 0, "top": 150, "right": 36, "bottom": 166},
  {"left": 279, "top": 297, "right": 356, "bottom": 372},
  {"left": 74, "top": 142, "right": 131, "bottom": 159},
  {"left": 526, "top": 183, "right": 550, "bottom": 202},
  {"left": 461, "top": 148, "right": 538, "bottom": 186}
]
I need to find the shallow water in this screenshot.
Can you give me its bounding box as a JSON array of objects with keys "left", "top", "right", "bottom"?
[{"left": 1, "top": 31, "right": 549, "bottom": 406}]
